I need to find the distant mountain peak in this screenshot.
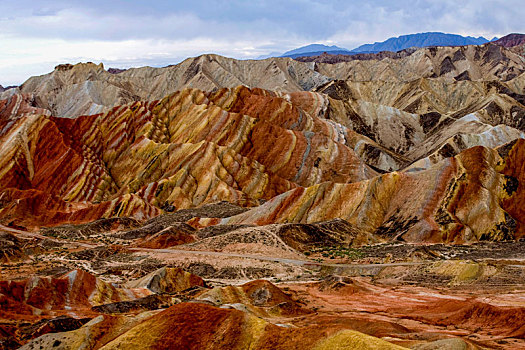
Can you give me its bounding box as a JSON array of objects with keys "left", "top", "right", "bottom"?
[
  {"left": 256, "top": 51, "right": 282, "bottom": 60},
  {"left": 283, "top": 44, "right": 347, "bottom": 55},
  {"left": 257, "top": 33, "right": 501, "bottom": 60},
  {"left": 351, "top": 32, "right": 490, "bottom": 53},
  {"left": 262, "top": 44, "right": 349, "bottom": 59}
]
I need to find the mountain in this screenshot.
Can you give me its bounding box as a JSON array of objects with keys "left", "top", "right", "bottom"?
[
  {"left": 260, "top": 33, "right": 496, "bottom": 59},
  {"left": 296, "top": 42, "right": 524, "bottom": 81},
  {"left": 493, "top": 33, "right": 525, "bottom": 47},
  {"left": 351, "top": 32, "right": 489, "bottom": 53},
  {"left": 0, "top": 86, "right": 377, "bottom": 228},
  {"left": 9, "top": 43, "right": 524, "bottom": 117},
  {"left": 11, "top": 57, "right": 331, "bottom": 116},
  {"left": 280, "top": 43, "right": 350, "bottom": 58},
  {"left": 255, "top": 51, "right": 281, "bottom": 59},
  {"left": 259, "top": 33, "right": 498, "bottom": 59}
]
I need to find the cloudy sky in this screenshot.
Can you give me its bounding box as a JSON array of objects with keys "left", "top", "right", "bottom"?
[{"left": 1, "top": 0, "right": 523, "bottom": 85}]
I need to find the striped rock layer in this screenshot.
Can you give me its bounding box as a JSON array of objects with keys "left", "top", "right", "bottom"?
[
  {"left": 1, "top": 82, "right": 525, "bottom": 243},
  {"left": 2, "top": 65, "right": 525, "bottom": 243},
  {"left": 0, "top": 86, "right": 376, "bottom": 228},
  {"left": 20, "top": 302, "right": 405, "bottom": 350},
  {"left": 209, "top": 139, "right": 525, "bottom": 243},
  {"left": 0, "top": 268, "right": 203, "bottom": 321},
  {"left": 319, "top": 77, "right": 525, "bottom": 171}
]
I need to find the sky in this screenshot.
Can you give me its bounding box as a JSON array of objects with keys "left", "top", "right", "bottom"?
[{"left": 0, "top": 0, "right": 523, "bottom": 86}]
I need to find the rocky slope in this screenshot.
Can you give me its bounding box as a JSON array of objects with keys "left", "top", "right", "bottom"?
[
  {"left": 3, "top": 78, "right": 525, "bottom": 243},
  {"left": 318, "top": 77, "right": 525, "bottom": 169},
  {"left": 494, "top": 33, "right": 525, "bottom": 48},
  {"left": 2, "top": 233, "right": 525, "bottom": 349},
  {"left": 7, "top": 57, "right": 330, "bottom": 117},
  {"left": 9, "top": 270, "right": 414, "bottom": 350},
  {"left": 3, "top": 41, "right": 523, "bottom": 118},
  {"left": 211, "top": 140, "right": 524, "bottom": 243},
  {"left": 0, "top": 86, "right": 381, "bottom": 229},
  {"left": 314, "top": 43, "right": 524, "bottom": 82}
]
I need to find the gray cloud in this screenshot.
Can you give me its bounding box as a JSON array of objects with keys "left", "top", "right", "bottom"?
[{"left": 3, "top": 0, "right": 520, "bottom": 42}]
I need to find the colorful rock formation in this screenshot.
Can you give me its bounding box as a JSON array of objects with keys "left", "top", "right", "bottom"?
[
  {"left": 2, "top": 74, "right": 525, "bottom": 243},
  {"left": 216, "top": 143, "right": 522, "bottom": 243},
  {"left": 20, "top": 302, "right": 407, "bottom": 350},
  {"left": 2, "top": 42, "right": 521, "bottom": 118},
  {"left": 0, "top": 86, "right": 379, "bottom": 229}
]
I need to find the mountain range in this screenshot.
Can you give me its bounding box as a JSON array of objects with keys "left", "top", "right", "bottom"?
[
  {"left": 271, "top": 32, "right": 495, "bottom": 59},
  {"left": 2, "top": 36, "right": 525, "bottom": 236},
  {"left": 351, "top": 32, "right": 491, "bottom": 53}
]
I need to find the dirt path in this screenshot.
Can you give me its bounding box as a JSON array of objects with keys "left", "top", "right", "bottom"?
[{"left": 128, "top": 247, "right": 425, "bottom": 269}]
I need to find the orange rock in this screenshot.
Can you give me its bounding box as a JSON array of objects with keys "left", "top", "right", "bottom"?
[
  {"left": 0, "top": 87, "right": 375, "bottom": 228},
  {"left": 221, "top": 144, "right": 522, "bottom": 243}
]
